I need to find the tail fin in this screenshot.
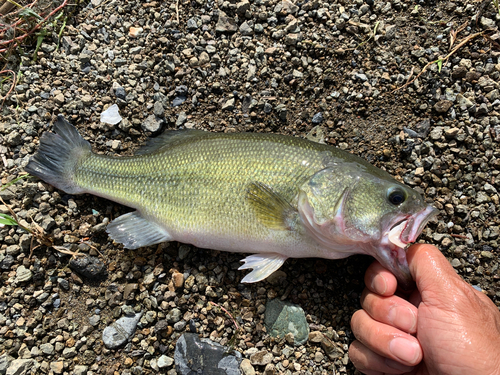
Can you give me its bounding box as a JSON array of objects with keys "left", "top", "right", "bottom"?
[{"left": 25, "top": 115, "right": 92, "bottom": 194}]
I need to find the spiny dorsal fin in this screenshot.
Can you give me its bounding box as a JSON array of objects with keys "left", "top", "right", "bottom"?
[
  {"left": 135, "top": 129, "right": 208, "bottom": 155},
  {"left": 246, "top": 182, "right": 297, "bottom": 230}
]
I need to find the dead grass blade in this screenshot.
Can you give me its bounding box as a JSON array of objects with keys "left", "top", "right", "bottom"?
[{"left": 449, "top": 21, "right": 468, "bottom": 50}]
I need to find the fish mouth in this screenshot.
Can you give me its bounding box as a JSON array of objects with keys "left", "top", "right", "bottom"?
[
  {"left": 388, "top": 205, "right": 438, "bottom": 248},
  {"left": 382, "top": 205, "right": 438, "bottom": 290}
]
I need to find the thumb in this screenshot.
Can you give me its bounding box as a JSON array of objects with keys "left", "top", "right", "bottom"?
[{"left": 406, "top": 243, "right": 464, "bottom": 303}]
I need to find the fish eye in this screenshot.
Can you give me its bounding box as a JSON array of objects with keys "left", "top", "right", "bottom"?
[{"left": 388, "top": 189, "right": 406, "bottom": 205}]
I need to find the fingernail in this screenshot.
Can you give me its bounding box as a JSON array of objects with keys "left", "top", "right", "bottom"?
[
  {"left": 389, "top": 337, "right": 420, "bottom": 364},
  {"left": 387, "top": 305, "right": 417, "bottom": 333},
  {"left": 371, "top": 273, "right": 387, "bottom": 294}
]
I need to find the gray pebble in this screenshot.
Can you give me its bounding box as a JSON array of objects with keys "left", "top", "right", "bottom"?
[
  {"left": 157, "top": 355, "right": 174, "bottom": 369},
  {"left": 265, "top": 299, "right": 309, "bottom": 346},
  {"left": 141, "top": 114, "right": 163, "bottom": 133},
  {"left": 174, "top": 333, "right": 242, "bottom": 375},
  {"left": 102, "top": 312, "right": 143, "bottom": 349},
  {"left": 15, "top": 265, "right": 32, "bottom": 283}
]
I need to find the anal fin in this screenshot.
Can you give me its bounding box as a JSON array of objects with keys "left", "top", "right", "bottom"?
[
  {"left": 238, "top": 253, "right": 288, "bottom": 283},
  {"left": 106, "top": 211, "right": 172, "bottom": 249}
]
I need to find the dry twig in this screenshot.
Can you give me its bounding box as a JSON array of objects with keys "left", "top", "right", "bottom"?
[
  {"left": 209, "top": 301, "right": 240, "bottom": 330},
  {"left": 449, "top": 21, "right": 468, "bottom": 50},
  {"left": 393, "top": 31, "right": 484, "bottom": 93}
]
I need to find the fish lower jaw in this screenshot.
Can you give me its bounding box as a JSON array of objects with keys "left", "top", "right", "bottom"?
[{"left": 387, "top": 219, "right": 410, "bottom": 249}]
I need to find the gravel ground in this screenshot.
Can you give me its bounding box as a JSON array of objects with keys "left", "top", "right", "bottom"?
[{"left": 2, "top": 0, "right": 500, "bottom": 374}]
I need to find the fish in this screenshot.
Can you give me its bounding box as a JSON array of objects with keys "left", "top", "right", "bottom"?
[{"left": 25, "top": 115, "right": 437, "bottom": 289}]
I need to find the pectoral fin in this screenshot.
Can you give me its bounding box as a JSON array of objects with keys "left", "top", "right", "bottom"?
[
  {"left": 238, "top": 253, "right": 288, "bottom": 283},
  {"left": 106, "top": 211, "right": 172, "bottom": 249},
  {"left": 246, "top": 182, "right": 297, "bottom": 230}
]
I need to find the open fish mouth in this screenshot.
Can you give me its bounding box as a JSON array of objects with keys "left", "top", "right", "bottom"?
[
  {"left": 388, "top": 205, "right": 438, "bottom": 249},
  {"left": 379, "top": 205, "right": 438, "bottom": 291}
]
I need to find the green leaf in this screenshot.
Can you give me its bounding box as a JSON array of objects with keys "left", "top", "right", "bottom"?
[
  {"left": 19, "top": 8, "right": 43, "bottom": 20},
  {"left": 32, "top": 28, "right": 47, "bottom": 62},
  {"left": 437, "top": 59, "right": 443, "bottom": 73},
  {"left": 1, "top": 174, "right": 30, "bottom": 191},
  {"left": 0, "top": 213, "right": 18, "bottom": 226}
]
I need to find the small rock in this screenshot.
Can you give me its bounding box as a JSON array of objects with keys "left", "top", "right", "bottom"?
[
  {"left": 275, "top": 0, "right": 299, "bottom": 15},
  {"left": 6, "top": 359, "right": 39, "bottom": 375},
  {"left": 157, "top": 355, "right": 174, "bottom": 369},
  {"left": 50, "top": 361, "right": 64, "bottom": 374},
  {"left": 73, "top": 365, "right": 88, "bottom": 375},
  {"left": 236, "top": 0, "right": 250, "bottom": 15},
  {"left": 222, "top": 98, "right": 235, "bottom": 111},
  {"left": 444, "top": 128, "right": 459, "bottom": 138},
  {"left": 69, "top": 256, "right": 107, "bottom": 280},
  {"left": 172, "top": 272, "right": 184, "bottom": 288},
  {"left": 250, "top": 350, "right": 273, "bottom": 366},
  {"left": 88, "top": 315, "right": 100, "bottom": 326},
  {"left": 434, "top": 100, "right": 452, "bottom": 113},
  {"left": 115, "top": 87, "right": 126, "bottom": 100},
  {"left": 429, "top": 126, "right": 443, "bottom": 140},
  {"left": 265, "top": 299, "right": 309, "bottom": 346},
  {"left": 456, "top": 94, "right": 474, "bottom": 108},
  {"left": 53, "top": 93, "right": 65, "bottom": 105},
  {"left": 481, "top": 251, "right": 494, "bottom": 259},
  {"left": 216, "top": 13, "right": 238, "bottom": 33},
  {"left": 312, "top": 112, "right": 324, "bottom": 124},
  {"left": 142, "top": 114, "right": 163, "bottom": 133},
  {"left": 153, "top": 101, "right": 164, "bottom": 117},
  {"left": 480, "top": 17, "right": 496, "bottom": 29},
  {"left": 100, "top": 104, "right": 122, "bottom": 125},
  {"left": 15, "top": 265, "right": 32, "bottom": 283},
  {"left": 81, "top": 95, "right": 93, "bottom": 106},
  {"left": 40, "top": 343, "right": 55, "bottom": 355},
  {"left": 176, "top": 112, "right": 188, "bottom": 126},
  {"left": 240, "top": 359, "right": 255, "bottom": 375},
  {"left": 308, "top": 331, "right": 324, "bottom": 343},
  {"left": 240, "top": 22, "right": 254, "bottom": 36},
  {"left": 102, "top": 312, "right": 143, "bottom": 349},
  {"left": 174, "top": 333, "right": 242, "bottom": 375},
  {"left": 199, "top": 52, "right": 210, "bottom": 65},
  {"left": 186, "top": 18, "right": 198, "bottom": 30}
]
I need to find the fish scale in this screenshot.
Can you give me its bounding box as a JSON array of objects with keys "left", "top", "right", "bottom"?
[
  {"left": 74, "top": 134, "right": 327, "bottom": 243},
  {"left": 25, "top": 115, "right": 437, "bottom": 287}
]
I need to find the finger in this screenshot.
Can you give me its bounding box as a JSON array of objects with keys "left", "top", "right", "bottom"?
[
  {"left": 408, "top": 289, "right": 422, "bottom": 307},
  {"left": 351, "top": 309, "right": 423, "bottom": 366},
  {"left": 406, "top": 244, "right": 465, "bottom": 301},
  {"left": 360, "top": 289, "right": 418, "bottom": 334},
  {"left": 407, "top": 244, "right": 499, "bottom": 311},
  {"left": 364, "top": 260, "right": 398, "bottom": 296},
  {"left": 349, "top": 340, "right": 416, "bottom": 374}
]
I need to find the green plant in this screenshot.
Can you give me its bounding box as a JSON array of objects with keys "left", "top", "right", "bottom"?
[
  {"left": 493, "top": 0, "right": 500, "bottom": 15},
  {"left": 0, "top": 174, "right": 32, "bottom": 231},
  {"left": 357, "top": 21, "right": 380, "bottom": 48},
  {"left": 0, "top": 212, "right": 18, "bottom": 226}
]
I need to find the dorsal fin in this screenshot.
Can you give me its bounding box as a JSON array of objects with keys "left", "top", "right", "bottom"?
[{"left": 135, "top": 129, "right": 208, "bottom": 155}]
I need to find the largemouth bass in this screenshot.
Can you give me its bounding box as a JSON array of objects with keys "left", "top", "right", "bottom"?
[{"left": 25, "top": 116, "right": 437, "bottom": 288}]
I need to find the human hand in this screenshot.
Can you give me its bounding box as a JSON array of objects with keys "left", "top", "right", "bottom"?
[{"left": 349, "top": 243, "right": 500, "bottom": 375}]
